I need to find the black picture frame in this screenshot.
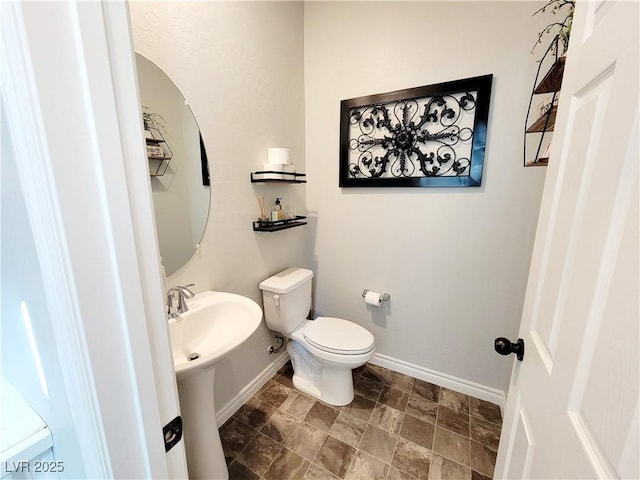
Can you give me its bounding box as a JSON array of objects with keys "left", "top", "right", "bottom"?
[{"left": 339, "top": 74, "right": 493, "bottom": 187}]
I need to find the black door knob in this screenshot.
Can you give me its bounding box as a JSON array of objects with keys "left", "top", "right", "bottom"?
[{"left": 494, "top": 337, "right": 525, "bottom": 361}]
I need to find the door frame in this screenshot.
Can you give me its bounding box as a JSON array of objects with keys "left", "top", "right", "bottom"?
[{"left": 1, "top": 1, "right": 186, "bottom": 477}]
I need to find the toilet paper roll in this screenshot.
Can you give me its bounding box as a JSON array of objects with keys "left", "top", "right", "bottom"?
[
  {"left": 268, "top": 148, "right": 290, "bottom": 164},
  {"left": 364, "top": 290, "right": 383, "bottom": 307},
  {"left": 262, "top": 163, "right": 295, "bottom": 173}
]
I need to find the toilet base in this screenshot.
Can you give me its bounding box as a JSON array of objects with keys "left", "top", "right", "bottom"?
[{"left": 287, "top": 341, "right": 356, "bottom": 406}]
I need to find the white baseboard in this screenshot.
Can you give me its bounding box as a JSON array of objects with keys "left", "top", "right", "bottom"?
[
  {"left": 370, "top": 353, "right": 506, "bottom": 410},
  {"left": 216, "top": 353, "right": 290, "bottom": 426}
]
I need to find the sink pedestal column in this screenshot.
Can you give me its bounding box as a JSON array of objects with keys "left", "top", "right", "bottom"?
[{"left": 177, "top": 367, "right": 228, "bottom": 479}]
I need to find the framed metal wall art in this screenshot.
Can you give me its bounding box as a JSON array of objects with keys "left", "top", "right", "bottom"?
[{"left": 340, "top": 74, "right": 493, "bottom": 187}]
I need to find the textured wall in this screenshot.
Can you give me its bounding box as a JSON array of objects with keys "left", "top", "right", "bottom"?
[
  {"left": 129, "top": 2, "right": 307, "bottom": 411},
  {"left": 304, "top": 1, "right": 548, "bottom": 393}
]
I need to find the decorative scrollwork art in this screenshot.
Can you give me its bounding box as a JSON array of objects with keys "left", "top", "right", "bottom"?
[{"left": 340, "top": 75, "right": 493, "bottom": 187}]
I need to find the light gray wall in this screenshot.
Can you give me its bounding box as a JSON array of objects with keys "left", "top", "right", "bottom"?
[
  {"left": 303, "top": 1, "right": 548, "bottom": 392},
  {"left": 129, "top": 2, "right": 307, "bottom": 410}
]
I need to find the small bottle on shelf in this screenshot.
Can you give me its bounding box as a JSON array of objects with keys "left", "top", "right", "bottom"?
[{"left": 271, "top": 198, "right": 282, "bottom": 221}]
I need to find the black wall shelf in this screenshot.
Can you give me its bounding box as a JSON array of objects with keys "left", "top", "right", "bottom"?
[
  {"left": 250, "top": 171, "right": 307, "bottom": 183},
  {"left": 251, "top": 169, "right": 307, "bottom": 231},
  {"left": 253, "top": 216, "right": 307, "bottom": 232}
]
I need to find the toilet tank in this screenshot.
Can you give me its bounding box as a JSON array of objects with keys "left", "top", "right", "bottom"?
[{"left": 259, "top": 267, "right": 313, "bottom": 334}]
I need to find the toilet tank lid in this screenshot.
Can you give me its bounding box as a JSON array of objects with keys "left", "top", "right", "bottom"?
[{"left": 259, "top": 267, "right": 313, "bottom": 294}]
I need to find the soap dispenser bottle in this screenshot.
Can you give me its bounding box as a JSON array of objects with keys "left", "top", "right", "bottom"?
[
  {"left": 271, "top": 198, "right": 282, "bottom": 221},
  {"left": 277, "top": 198, "right": 284, "bottom": 220}
]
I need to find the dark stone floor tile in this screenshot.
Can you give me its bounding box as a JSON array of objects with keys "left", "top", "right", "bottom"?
[
  {"left": 469, "top": 416, "right": 501, "bottom": 449},
  {"left": 471, "top": 470, "right": 492, "bottom": 480},
  {"left": 278, "top": 360, "right": 293, "bottom": 374},
  {"left": 388, "top": 465, "right": 419, "bottom": 479},
  {"left": 264, "top": 447, "right": 310, "bottom": 480},
  {"left": 304, "top": 464, "right": 339, "bottom": 479},
  {"left": 342, "top": 394, "right": 376, "bottom": 422},
  {"left": 329, "top": 411, "right": 367, "bottom": 448},
  {"left": 355, "top": 375, "right": 384, "bottom": 402},
  {"left": 370, "top": 403, "right": 404, "bottom": 435},
  {"left": 260, "top": 409, "right": 299, "bottom": 444},
  {"left": 432, "top": 427, "right": 470, "bottom": 467},
  {"left": 259, "top": 381, "right": 294, "bottom": 408},
  {"left": 220, "top": 419, "right": 257, "bottom": 460},
  {"left": 385, "top": 371, "right": 415, "bottom": 393},
  {"left": 391, "top": 437, "right": 431, "bottom": 480},
  {"left": 304, "top": 401, "right": 340, "bottom": 432},
  {"left": 314, "top": 435, "right": 356, "bottom": 479},
  {"left": 437, "top": 405, "right": 470, "bottom": 437},
  {"left": 469, "top": 440, "right": 497, "bottom": 478},
  {"left": 235, "top": 399, "right": 277, "bottom": 431},
  {"left": 285, "top": 422, "right": 327, "bottom": 461},
  {"left": 345, "top": 450, "right": 389, "bottom": 480},
  {"left": 275, "top": 371, "right": 295, "bottom": 389},
  {"left": 280, "top": 390, "right": 316, "bottom": 420},
  {"left": 399, "top": 414, "right": 435, "bottom": 450},
  {"left": 412, "top": 379, "right": 440, "bottom": 403},
  {"left": 469, "top": 398, "right": 502, "bottom": 426},
  {"left": 353, "top": 364, "right": 367, "bottom": 377},
  {"left": 228, "top": 460, "right": 260, "bottom": 480},
  {"left": 362, "top": 364, "right": 391, "bottom": 383},
  {"left": 406, "top": 394, "right": 438, "bottom": 425},
  {"left": 379, "top": 385, "right": 409, "bottom": 411},
  {"left": 429, "top": 453, "right": 471, "bottom": 480},
  {"left": 236, "top": 432, "right": 283, "bottom": 476},
  {"left": 439, "top": 388, "right": 469, "bottom": 414},
  {"left": 359, "top": 424, "right": 398, "bottom": 464}
]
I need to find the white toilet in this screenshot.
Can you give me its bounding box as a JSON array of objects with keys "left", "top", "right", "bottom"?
[{"left": 260, "top": 267, "right": 375, "bottom": 406}]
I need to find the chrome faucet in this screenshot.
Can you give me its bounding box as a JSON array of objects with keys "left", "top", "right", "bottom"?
[{"left": 167, "top": 284, "right": 195, "bottom": 319}]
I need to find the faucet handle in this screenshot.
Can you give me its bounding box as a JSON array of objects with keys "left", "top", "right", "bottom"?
[
  {"left": 177, "top": 292, "right": 188, "bottom": 314},
  {"left": 167, "top": 291, "right": 177, "bottom": 317},
  {"left": 181, "top": 284, "right": 196, "bottom": 298}
]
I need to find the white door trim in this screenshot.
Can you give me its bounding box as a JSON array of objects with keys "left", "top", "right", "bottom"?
[
  {"left": 1, "top": 2, "right": 186, "bottom": 477},
  {"left": 1, "top": 3, "right": 111, "bottom": 477}
]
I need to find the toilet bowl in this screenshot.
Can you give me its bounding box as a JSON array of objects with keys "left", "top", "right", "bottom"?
[{"left": 260, "top": 268, "right": 375, "bottom": 406}]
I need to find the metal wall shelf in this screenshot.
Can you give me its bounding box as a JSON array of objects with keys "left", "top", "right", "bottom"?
[
  {"left": 250, "top": 171, "right": 307, "bottom": 183},
  {"left": 252, "top": 216, "right": 307, "bottom": 232}
]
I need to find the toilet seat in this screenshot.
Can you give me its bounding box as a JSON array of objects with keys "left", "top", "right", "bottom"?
[{"left": 303, "top": 317, "right": 374, "bottom": 355}]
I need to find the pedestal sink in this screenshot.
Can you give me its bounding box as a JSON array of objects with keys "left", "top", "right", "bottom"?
[{"left": 169, "top": 291, "right": 262, "bottom": 479}]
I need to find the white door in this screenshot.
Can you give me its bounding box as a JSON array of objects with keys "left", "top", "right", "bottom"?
[{"left": 495, "top": 1, "right": 639, "bottom": 478}]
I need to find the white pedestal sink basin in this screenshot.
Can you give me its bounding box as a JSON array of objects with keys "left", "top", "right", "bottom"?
[{"left": 169, "top": 291, "right": 262, "bottom": 479}]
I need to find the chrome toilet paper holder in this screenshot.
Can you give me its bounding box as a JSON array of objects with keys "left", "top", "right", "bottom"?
[{"left": 362, "top": 289, "right": 391, "bottom": 302}]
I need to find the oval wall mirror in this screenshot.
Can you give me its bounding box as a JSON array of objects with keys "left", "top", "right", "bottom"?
[{"left": 135, "top": 53, "right": 210, "bottom": 275}]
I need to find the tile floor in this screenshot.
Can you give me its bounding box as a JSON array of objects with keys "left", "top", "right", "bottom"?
[{"left": 220, "top": 362, "right": 502, "bottom": 480}]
